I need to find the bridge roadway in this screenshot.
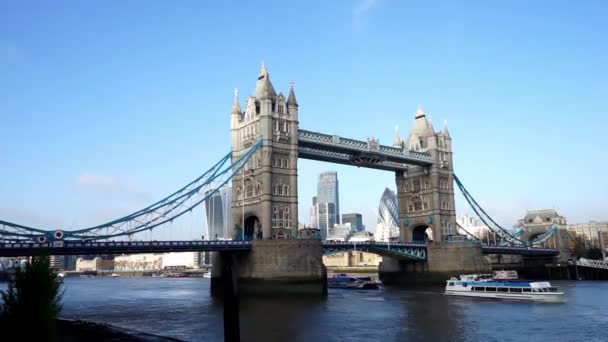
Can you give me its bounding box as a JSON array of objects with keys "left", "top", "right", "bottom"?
[{"left": 0, "top": 240, "right": 559, "bottom": 259}]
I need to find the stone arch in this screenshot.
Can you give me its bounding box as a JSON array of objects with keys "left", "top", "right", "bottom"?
[
  {"left": 412, "top": 224, "right": 433, "bottom": 243},
  {"left": 244, "top": 215, "right": 259, "bottom": 241}
]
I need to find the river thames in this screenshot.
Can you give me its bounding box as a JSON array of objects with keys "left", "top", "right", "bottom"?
[{"left": 4, "top": 277, "right": 607, "bottom": 341}]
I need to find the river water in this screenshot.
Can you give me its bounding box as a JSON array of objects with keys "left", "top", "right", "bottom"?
[{"left": 2, "top": 277, "right": 607, "bottom": 341}]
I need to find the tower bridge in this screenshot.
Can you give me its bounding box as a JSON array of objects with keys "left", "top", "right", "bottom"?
[{"left": 0, "top": 65, "right": 564, "bottom": 294}]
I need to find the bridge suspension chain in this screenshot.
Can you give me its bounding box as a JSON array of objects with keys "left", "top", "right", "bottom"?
[
  {"left": 454, "top": 175, "right": 527, "bottom": 246},
  {"left": 0, "top": 139, "right": 263, "bottom": 242},
  {"left": 454, "top": 175, "right": 561, "bottom": 247}
]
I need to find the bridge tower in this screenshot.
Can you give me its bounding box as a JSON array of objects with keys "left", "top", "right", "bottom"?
[
  {"left": 396, "top": 108, "right": 455, "bottom": 243},
  {"left": 230, "top": 64, "right": 299, "bottom": 240}
]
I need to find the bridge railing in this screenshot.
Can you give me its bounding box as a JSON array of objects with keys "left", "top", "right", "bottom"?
[{"left": 577, "top": 258, "right": 608, "bottom": 270}]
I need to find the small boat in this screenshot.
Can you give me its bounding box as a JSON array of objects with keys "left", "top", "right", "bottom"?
[
  {"left": 328, "top": 274, "right": 379, "bottom": 290},
  {"left": 203, "top": 272, "right": 211, "bottom": 279},
  {"left": 166, "top": 272, "right": 188, "bottom": 278},
  {"left": 110, "top": 273, "right": 120, "bottom": 277},
  {"left": 445, "top": 271, "right": 564, "bottom": 303}
]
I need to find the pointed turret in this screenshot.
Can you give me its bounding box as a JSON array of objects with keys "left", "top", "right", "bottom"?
[
  {"left": 231, "top": 88, "right": 241, "bottom": 114},
  {"left": 393, "top": 125, "right": 401, "bottom": 148},
  {"left": 254, "top": 62, "right": 277, "bottom": 99},
  {"left": 442, "top": 120, "right": 451, "bottom": 139},
  {"left": 287, "top": 80, "right": 298, "bottom": 107}
]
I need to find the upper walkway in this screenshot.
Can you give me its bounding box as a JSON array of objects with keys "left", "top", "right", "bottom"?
[{"left": 298, "top": 129, "right": 433, "bottom": 171}]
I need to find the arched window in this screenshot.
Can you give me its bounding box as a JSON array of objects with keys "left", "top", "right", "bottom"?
[{"left": 245, "top": 179, "right": 254, "bottom": 198}]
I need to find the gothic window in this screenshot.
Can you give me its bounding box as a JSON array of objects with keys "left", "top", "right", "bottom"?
[
  {"left": 255, "top": 156, "right": 261, "bottom": 168},
  {"left": 236, "top": 187, "right": 242, "bottom": 200},
  {"left": 423, "top": 179, "right": 430, "bottom": 190},
  {"left": 283, "top": 185, "right": 289, "bottom": 196},
  {"left": 422, "top": 197, "right": 429, "bottom": 210},
  {"left": 256, "top": 181, "right": 261, "bottom": 195},
  {"left": 255, "top": 102, "right": 260, "bottom": 114},
  {"left": 407, "top": 201, "right": 414, "bottom": 213},
  {"left": 278, "top": 104, "right": 284, "bottom": 115},
  {"left": 413, "top": 197, "right": 423, "bottom": 211},
  {"left": 283, "top": 121, "right": 288, "bottom": 132},
  {"left": 245, "top": 179, "right": 254, "bottom": 198},
  {"left": 412, "top": 179, "right": 421, "bottom": 192}
]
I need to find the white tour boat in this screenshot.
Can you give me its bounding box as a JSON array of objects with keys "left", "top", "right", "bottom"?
[{"left": 445, "top": 271, "right": 564, "bottom": 303}]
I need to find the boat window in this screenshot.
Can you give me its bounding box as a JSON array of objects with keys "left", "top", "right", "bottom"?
[
  {"left": 485, "top": 287, "right": 496, "bottom": 292},
  {"left": 509, "top": 288, "right": 522, "bottom": 293},
  {"left": 497, "top": 287, "right": 508, "bottom": 292},
  {"left": 549, "top": 287, "right": 558, "bottom": 292},
  {"left": 448, "top": 282, "right": 454, "bottom": 286},
  {"left": 473, "top": 287, "right": 484, "bottom": 292},
  {"left": 522, "top": 288, "right": 531, "bottom": 293}
]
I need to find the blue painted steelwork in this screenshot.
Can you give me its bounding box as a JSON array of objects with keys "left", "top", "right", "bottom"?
[
  {"left": 0, "top": 139, "right": 263, "bottom": 241},
  {"left": 481, "top": 246, "right": 559, "bottom": 257},
  {"left": 322, "top": 241, "right": 427, "bottom": 261}
]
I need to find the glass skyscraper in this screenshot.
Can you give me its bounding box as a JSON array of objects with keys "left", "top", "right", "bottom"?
[
  {"left": 204, "top": 186, "right": 232, "bottom": 240},
  {"left": 376, "top": 188, "right": 400, "bottom": 241},
  {"left": 317, "top": 172, "right": 340, "bottom": 226}
]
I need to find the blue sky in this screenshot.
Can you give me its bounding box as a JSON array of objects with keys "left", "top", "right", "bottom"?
[{"left": 1, "top": 1, "right": 607, "bottom": 240}]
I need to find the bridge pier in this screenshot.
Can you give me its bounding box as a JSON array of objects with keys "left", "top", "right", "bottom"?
[
  {"left": 211, "top": 239, "right": 327, "bottom": 297},
  {"left": 379, "top": 242, "right": 491, "bottom": 285}
]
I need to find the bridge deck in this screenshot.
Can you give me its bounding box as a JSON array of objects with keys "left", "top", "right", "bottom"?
[{"left": 0, "top": 240, "right": 559, "bottom": 258}]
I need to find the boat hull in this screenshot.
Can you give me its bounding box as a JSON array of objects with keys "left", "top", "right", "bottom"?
[{"left": 445, "top": 290, "right": 563, "bottom": 303}]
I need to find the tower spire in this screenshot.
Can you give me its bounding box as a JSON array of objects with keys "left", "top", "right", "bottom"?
[
  {"left": 231, "top": 88, "right": 241, "bottom": 114},
  {"left": 254, "top": 62, "right": 276, "bottom": 99},
  {"left": 393, "top": 125, "right": 401, "bottom": 148},
  {"left": 442, "top": 119, "right": 451, "bottom": 138},
  {"left": 287, "top": 80, "right": 298, "bottom": 107},
  {"left": 415, "top": 105, "right": 425, "bottom": 119}
]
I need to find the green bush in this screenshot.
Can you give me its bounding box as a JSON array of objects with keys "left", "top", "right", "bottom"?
[
  {"left": 585, "top": 247, "right": 604, "bottom": 260},
  {"left": 0, "top": 255, "right": 63, "bottom": 340}
]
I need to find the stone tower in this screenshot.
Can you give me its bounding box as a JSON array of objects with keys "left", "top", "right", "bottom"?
[
  {"left": 395, "top": 108, "right": 456, "bottom": 243},
  {"left": 230, "top": 64, "right": 299, "bottom": 240}
]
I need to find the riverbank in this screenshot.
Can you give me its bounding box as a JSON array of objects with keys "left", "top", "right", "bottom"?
[{"left": 56, "top": 319, "right": 183, "bottom": 341}]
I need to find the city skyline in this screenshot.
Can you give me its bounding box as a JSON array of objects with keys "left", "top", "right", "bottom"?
[{"left": 1, "top": 1, "right": 607, "bottom": 240}]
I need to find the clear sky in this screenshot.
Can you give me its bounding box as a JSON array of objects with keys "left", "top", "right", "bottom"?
[{"left": 1, "top": 1, "right": 607, "bottom": 240}]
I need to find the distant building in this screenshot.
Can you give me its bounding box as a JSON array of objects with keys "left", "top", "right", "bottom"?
[
  {"left": 75, "top": 257, "right": 115, "bottom": 273},
  {"left": 342, "top": 213, "right": 364, "bottom": 232},
  {"left": 327, "top": 223, "right": 353, "bottom": 241},
  {"left": 567, "top": 221, "right": 608, "bottom": 250},
  {"left": 323, "top": 251, "right": 382, "bottom": 267},
  {"left": 349, "top": 231, "right": 374, "bottom": 242},
  {"left": 310, "top": 196, "right": 318, "bottom": 228},
  {"left": 113, "top": 252, "right": 200, "bottom": 272},
  {"left": 517, "top": 209, "right": 571, "bottom": 251},
  {"left": 204, "top": 186, "right": 233, "bottom": 240},
  {"left": 317, "top": 172, "right": 340, "bottom": 225},
  {"left": 317, "top": 202, "right": 336, "bottom": 240},
  {"left": 518, "top": 209, "right": 567, "bottom": 228},
  {"left": 375, "top": 188, "right": 399, "bottom": 242},
  {"left": 458, "top": 214, "right": 490, "bottom": 241}
]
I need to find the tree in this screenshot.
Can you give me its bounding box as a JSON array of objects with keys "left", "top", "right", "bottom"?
[
  {"left": 585, "top": 247, "right": 604, "bottom": 260},
  {"left": 0, "top": 255, "right": 63, "bottom": 341}
]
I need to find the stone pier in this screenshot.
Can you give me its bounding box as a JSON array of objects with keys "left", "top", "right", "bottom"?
[
  {"left": 379, "top": 242, "right": 491, "bottom": 285},
  {"left": 211, "top": 239, "right": 327, "bottom": 297}
]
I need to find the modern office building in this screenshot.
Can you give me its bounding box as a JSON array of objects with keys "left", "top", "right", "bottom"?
[
  {"left": 327, "top": 223, "right": 354, "bottom": 241},
  {"left": 375, "top": 188, "right": 400, "bottom": 242},
  {"left": 310, "top": 196, "right": 318, "bottom": 228},
  {"left": 317, "top": 172, "right": 340, "bottom": 225},
  {"left": 342, "top": 213, "right": 364, "bottom": 232},
  {"left": 567, "top": 221, "right": 608, "bottom": 250},
  {"left": 204, "top": 186, "right": 233, "bottom": 239},
  {"left": 317, "top": 202, "right": 336, "bottom": 240}
]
